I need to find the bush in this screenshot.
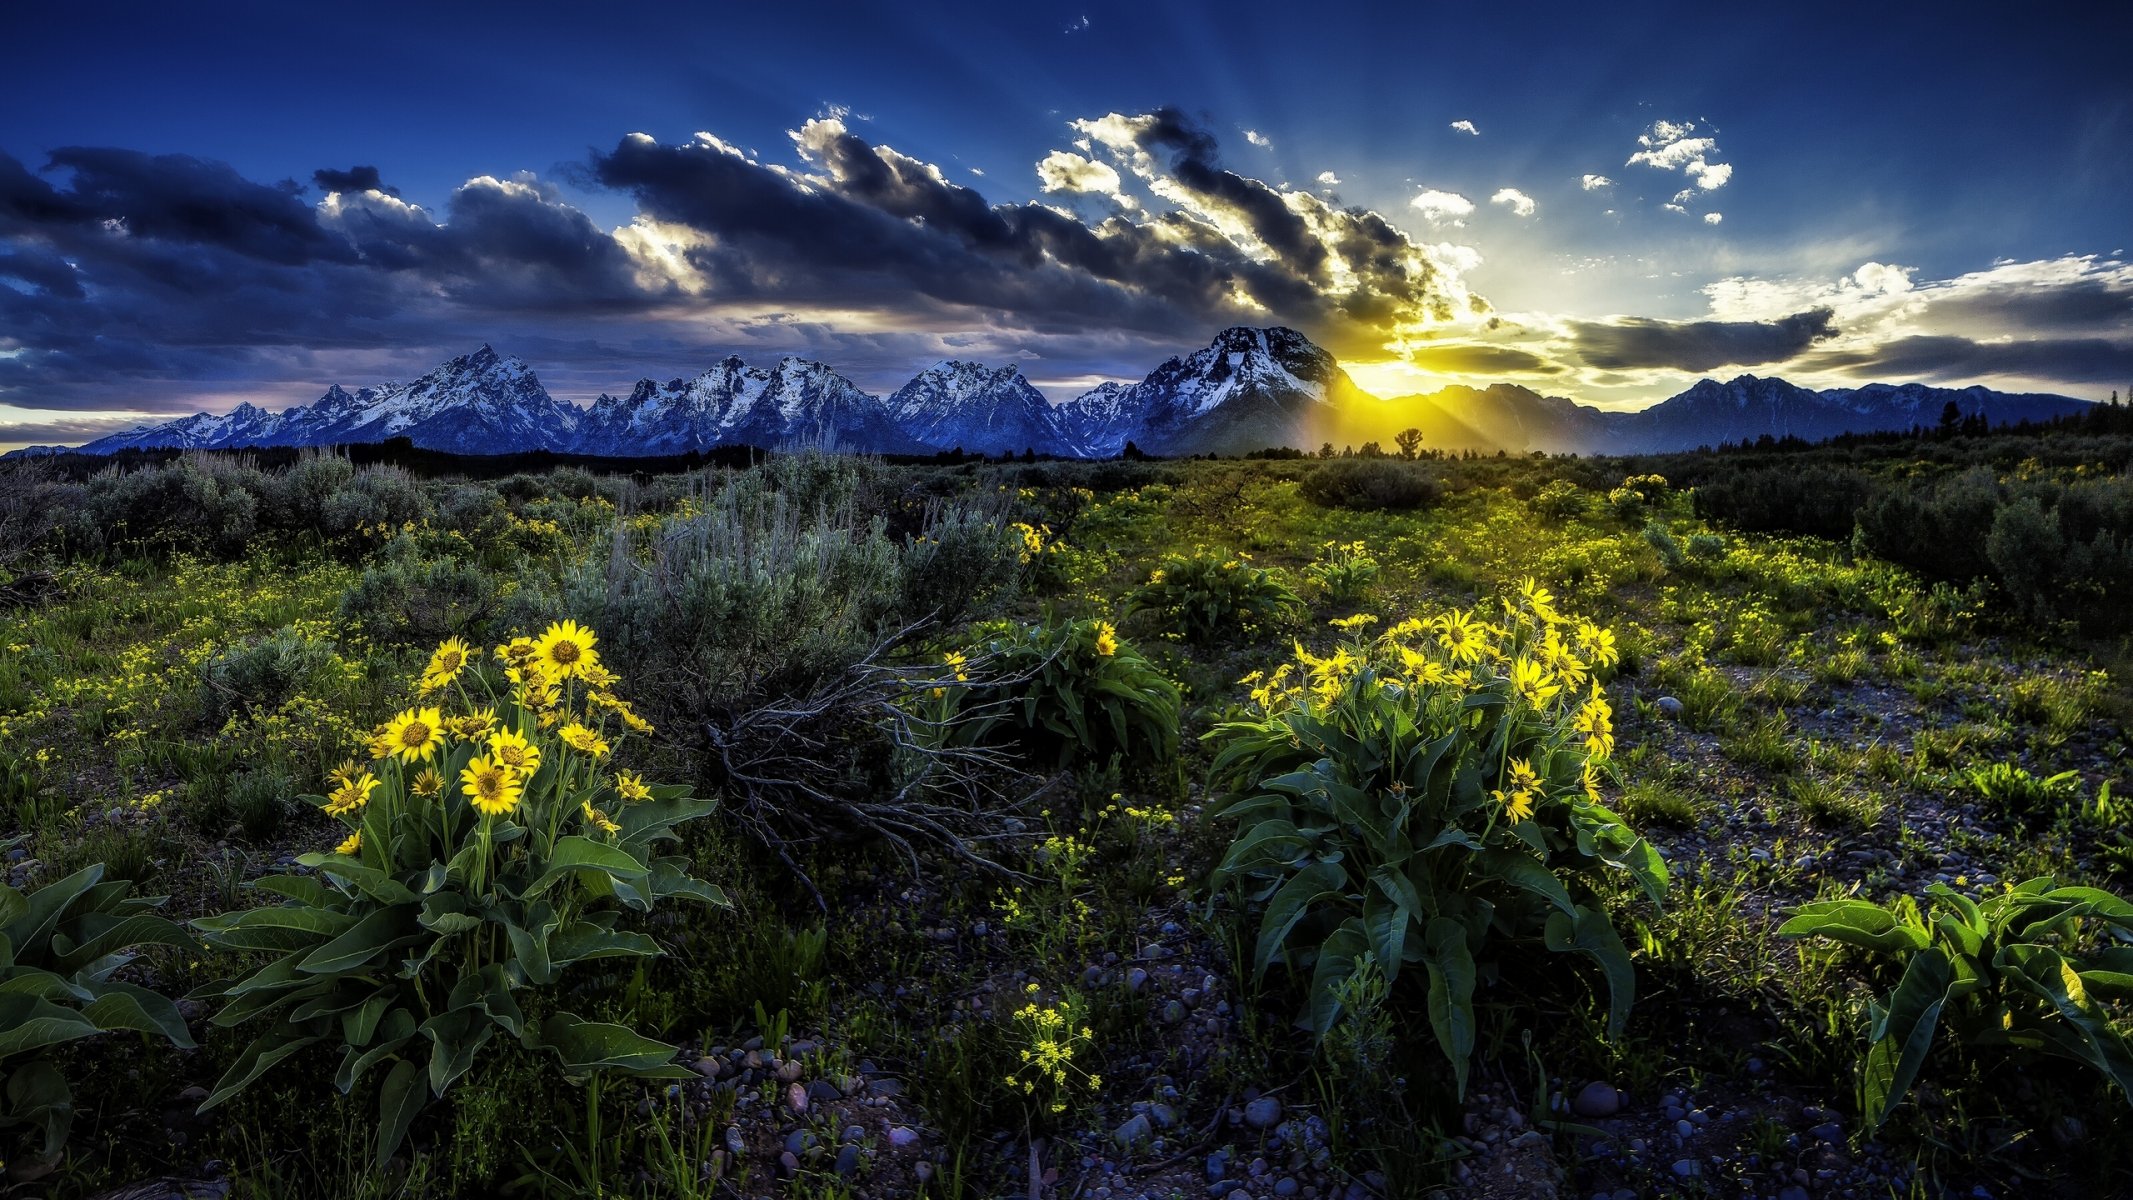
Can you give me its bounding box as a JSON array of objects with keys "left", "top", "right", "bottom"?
[
  {"left": 551, "top": 459, "right": 1028, "bottom": 871},
  {"left": 1693, "top": 464, "right": 1874, "bottom": 541},
  {"left": 1781, "top": 879, "right": 2133, "bottom": 1132},
  {"left": 83, "top": 460, "right": 259, "bottom": 557},
  {"left": 1124, "top": 551, "right": 1305, "bottom": 645},
  {"left": 1303, "top": 540, "right": 1381, "bottom": 604},
  {"left": 0, "top": 860, "right": 195, "bottom": 1166},
  {"left": 1299, "top": 459, "right": 1441, "bottom": 510},
  {"left": 949, "top": 617, "right": 1180, "bottom": 771},
  {"left": 338, "top": 540, "right": 500, "bottom": 644},
  {"left": 199, "top": 626, "right": 339, "bottom": 729},
  {"left": 1207, "top": 585, "right": 1664, "bottom": 1091},
  {"left": 190, "top": 626, "right": 727, "bottom": 1165}
]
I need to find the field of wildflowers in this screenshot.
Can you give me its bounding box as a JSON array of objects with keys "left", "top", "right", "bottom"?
[{"left": 0, "top": 445, "right": 2129, "bottom": 1198}]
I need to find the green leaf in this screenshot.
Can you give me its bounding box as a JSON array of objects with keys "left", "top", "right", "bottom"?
[
  {"left": 0, "top": 994, "right": 101, "bottom": 1059},
  {"left": 527, "top": 1012, "right": 684, "bottom": 1078},
  {"left": 192, "top": 905, "right": 354, "bottom": 953},
  {"left": 200, "top": 1033, "right": 321, "bottom": 1111},
  {"left": 524, "top": 836, "right": 650, "bottom": 901},
  {"left": 375, "top": 1057, "right": 426, "bottom": 1167},
  {"left": 1778, "top": 900, "right": 1932, "bottom": 956},
  {"left": 1472, "top": 848, "right": 1575, "bottom": 916},
  {"left": 1360, "top": 890, "right": 1410, "bottom": 984},
  {"left": 1418, "top": 917, "right": 1477, "bottom": 1097},
  {"left": 1544, "top": 905, "right": 1637, "bottom": 1039},
  {"left": 80, "top": 979, "right": 195, "bottom": 1048},
  {"left": 1252, "top": 861, "right": 1348, "bottom": 980},
  {"left": 296, "top": 905, "right": 422, "bottom": 975},
  {"left": 1860, "top": 947, "right": 1952, "bottom": 1132}
]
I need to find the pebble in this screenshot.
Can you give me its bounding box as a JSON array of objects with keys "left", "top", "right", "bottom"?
[
  {"left": 1670, "top": 1158, "right": 1700, "bottom": 1178},
  {"left": 834, "top": 1144, "right": 862, "bottom": 1176},
  {"left": 785, "top": 1082, "right": 809, "bottom": 1114},
  {"left": 1572, "top": 1081, "right": 1621, "bottom": 1118},
  {"left": 886, "top": 1125, "right": 918, "bottom": 1148},
  {"left": 1114, "top": 1114, "right": 1153, "bottom": 1147},
  {"left": 1656, "top": 695, "right": 1684, "bottom": 718},
  {"left": 1244, "top": 1096, "right": 1282, "bottom": 1128},
  {"left": 1126, "top": 968, "right": 1150, "bottom": 992}
]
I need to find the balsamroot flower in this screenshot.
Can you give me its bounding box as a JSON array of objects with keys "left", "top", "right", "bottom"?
[
  {"left": 535, "top": 619, "right": 600, "bottom": 681},
  {"left": 383, "top": 706, "right": 446, "bottom": 763},
  {"left": 460, "top": 755, "right": 524, "bottom": 817}
]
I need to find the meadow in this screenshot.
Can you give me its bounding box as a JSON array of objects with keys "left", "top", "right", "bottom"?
[{"left": 1, "top": 434, "right": 2131, "bottom": 1200}]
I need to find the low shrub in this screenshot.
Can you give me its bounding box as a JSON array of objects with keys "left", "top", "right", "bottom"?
[
  {"left": 1207, "top": 583, "right": 1664, "bottom": 1092},
  {"left": 1781, "top": 879, "right": 2133, "bottom": 1132},
  {"left": 1299, "top": 459, "right": 1441, "bottom": 510},
  {"left": 190, "top": 625, "right": 727, "bottom": 1165},
  {"left": 949, "top": 617, "right": 1180, "bottom": 771},
  {"left": 1303, "top": 540, "right": 1381, "bottom": 604},
  {"left": 1124, "top": 551, "right": 1304, "bottom": 645},
  {"left": 0, "top": 859, "right": 195, "bottom": 1167}
]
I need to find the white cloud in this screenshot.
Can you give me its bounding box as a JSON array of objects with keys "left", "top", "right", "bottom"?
[
  {"left": 1036, "top": 149, "right": 1122, "bottom": 195},
  {"left": 1580, "top": 174, "right": 1613, "bottom": 190},
  {"left": 1410, "top": 188, "right": 1475, "bottom": 221},
  {"left": 1687, "top": 158, "right": 1732, "bottom": 190},
  {"left": 1662, "top": 202, "right": 1688, "bottom": 215},
  {"left": 1703, "top": 212, "right": 1723, "bottom": 225},
  {"left": 1316, "top": 170, "right": 1341, "bottom": 187},
  {"left": 969, "top": 167, "right": 986, "bottom": 177},
  {"left": 1450, "top": 120, "right": 1479, "bottom": 136},
  {"left": 1628, "top": 136, "right": 1718, "bottom": 170},
  {"left": 1491, "top": 187, "right": 1537, "bottom": 217},
  {"left": 1244, "top": 129, "right": 1271, "bottom": 147}
]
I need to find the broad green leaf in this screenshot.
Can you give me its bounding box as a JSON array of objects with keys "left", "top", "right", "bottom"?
[
  {"left": 1861, "top": 947, "right": 1952, "bottom": 1132},
  {"left": 1253, "top": 861, "right": 1348, "bottom": 979},
  {"left": 1778, "top": 901, "right": 1932, "bottom": 956},
  {"left": 1419, "top": 917, "right": 1477, "bottom": 1096},
  {"left": 528, "top": 1012, "right": 684, "bottom": 1078},
  {"left": 375, "top": 1057, "right": 426, "bottom": 1167},
  {"left": 1472, "top": 848, "right": 1575, "bottom": 916},
  {"left": 1545, "top": 905, "right": 1637, "bottom": 1039},
  {"left": 200, "top": 1033, "right": 321, "bottom": 1111}
]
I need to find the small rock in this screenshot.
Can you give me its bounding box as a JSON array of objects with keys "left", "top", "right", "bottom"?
[
  {"left": 785, "top": 1082, "right": 809, "bottom": 1114},
  {"left": 1114, "top": 1114, "right": 1153, "bottom": 1147},
  {"left": 834, "top": 1144, "right": 862, "bottom": 1176},
  {"left": 886, "top": 1125, "right": 919, "bottom": 1148},
  {"left": 1244, "top": 1096, "right": 1283, "bottom": 1129},
  {"left": 1127, "top": 968, "right": 1150, "bottom": 991},
  {"left": 1572, "top": 1081, "right": 1621, "bottom": 1118},
  {"left": 1656, "top": 696, "right": 1684, "bottom": 719},
  {"left": 1670, "top": 1158, "right": 1700, "bottom": 1178}
]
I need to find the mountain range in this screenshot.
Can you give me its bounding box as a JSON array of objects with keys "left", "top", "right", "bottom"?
[{"left": 23, "top": 328, "right": 2094, "bottom": 460}]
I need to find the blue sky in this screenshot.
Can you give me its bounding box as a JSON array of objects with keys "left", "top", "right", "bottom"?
[{"left": 2, "top": 0, "right": 2128, "bottom": 447}]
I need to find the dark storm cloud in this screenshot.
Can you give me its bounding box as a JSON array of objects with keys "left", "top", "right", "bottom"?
[
  {"left": 1571, "top": 307, "right": 1839, "bottom": 371},
  {"left": 593, "top": 111, "right": 1467, "bottom": 355},
  {"left": 1801, "top": 334, "right": 2133, "bottom": 388},
  {"left": 1404, "top": 342, "right": 1564, "bottom": 375},
  {"left": 1924, "top": 276, "right": 2133, "bottom": 335},
  {"left": 0, "top": 147, "right": 671, "bottom": 410},
  {"left": 313, "top": 165, "right": 396, "bottom": 196}
]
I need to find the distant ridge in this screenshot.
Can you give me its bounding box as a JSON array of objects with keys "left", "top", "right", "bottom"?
[{"left": 24, "top": 329, "right": 2094, "bottom": 459}]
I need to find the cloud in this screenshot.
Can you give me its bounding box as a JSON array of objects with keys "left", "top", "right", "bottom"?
[
  {"left": 1410, "top": 188, "right": 1474, "bottom": 221},
  {"left": 1704, "top": 212, "right": 1723, "bottom": 225},
  {"left": 1450, "top": 120, "right": 1479, "bottom": 136},
  {"left": 1403, "top": 341, "right": 1561, "bottom": 374},
  {"left": 1244, "top": 129, "right": 1270, "bottom": 148},
  {"left": 313, "top": 165, "right": 396, "bottom": 196},
  {"left": 1803, "top": 335, "right": 2133, "bottom": 387},
  {"left": 1580, "top": 174, "right": 1613, "bottom": 190},
  {"left": 1036, "top": 150, "right": 1124, "bottom": 198},
  {"left": 1571, "top": 307, "right": 1840, "bottom": 371},
  {"left": 1627, "top": 118, "right": 1732, "bottom": 211},
  {"left": 1316, "top": 170, "right": 1340, "bottom": 187},
  {"left": 1490, "top": 188, "right": 1536, "bottom": 217}
]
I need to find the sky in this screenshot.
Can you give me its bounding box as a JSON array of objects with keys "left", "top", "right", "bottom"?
[{"left": 2, "top": 0, "right": 2129, "bottom": 450}]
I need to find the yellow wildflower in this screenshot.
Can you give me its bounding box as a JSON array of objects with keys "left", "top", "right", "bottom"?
[
  {"left": 334, "top": 830, "right": 362, "bottom": 856},
  {"left": 411, "top": 767, "right": 445, "bottom": 798},
  {"left": 1093, "top": 621, "right": 1119, "bottom": 657},
  {"left": 1510, "top": 657, "right": 1561, "bottom": 708},
  {"left": 581, "top": 799, "right": 621, "bottom": 835},
  {"left": 419, "top": 637, "right": 473, "bottom": 693},
  {"left": 559, "top": 722, "right": 610, "bottom": 758},
  {"left": 487, "top": 728, "right": 542, "bottom": 775},
  {"left": 382, "top": 706, "right": 445, "bottom": 764},
  {"left": 1436, "top": 610, "right": 1487, "bottom": 665},
  {"left": 460, "top": 755, "right": 524, "bottom": 817},
  {"left": 534, "top": 619, "right": 601, "bottom": 681},
  {"left": 614, "top": 770, "right": 653, "bottom": 803}
]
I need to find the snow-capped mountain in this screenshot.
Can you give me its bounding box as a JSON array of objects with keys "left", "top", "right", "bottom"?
[
  {"left": 1058, "top": 326, "right": 1370, "bottom": 456},
  {"left": 75, "top": 345, "right": 579, "bottom": 456},
  {"left": 576, "top": 356, "right": 926, "bottom": 456},
  {"left": 37, "top": 333, "right": 2096, "bottom": 461},
  {"left": 884, "top": 361, "right": 1062, "bottom": 455}
]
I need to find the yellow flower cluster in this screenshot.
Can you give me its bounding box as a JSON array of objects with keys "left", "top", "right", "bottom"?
[
  {"left": 330, "top": 621, "right": 657, "bottom": 852},
  {"left": 1005, "top": 987, "right": 1100, "bottom": 1114},
  {"left": 1092, "top": 621, "right": 1119, "bottom": 658}
]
